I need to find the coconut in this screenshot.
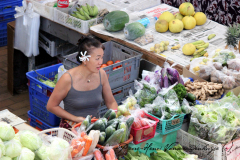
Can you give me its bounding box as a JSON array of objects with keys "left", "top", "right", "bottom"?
[
  {"left": 169, "top": 19, "right": 184, "bottom": 33},
  {"left": 179, "top": 2, "right": 195, "bottom": 16},
  {"left": 158, "top": 11, "right": 174, "bottom": 23}
]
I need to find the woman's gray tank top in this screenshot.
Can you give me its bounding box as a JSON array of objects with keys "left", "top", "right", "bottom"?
[{"left": 63, "top": 71, "right": 103, "bottom": 118}]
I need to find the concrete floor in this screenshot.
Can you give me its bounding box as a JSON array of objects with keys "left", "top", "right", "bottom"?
[{"left": 0, "top": 46, "right": 30, "bottom": 123}]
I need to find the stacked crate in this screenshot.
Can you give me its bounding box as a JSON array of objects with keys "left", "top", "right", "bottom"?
[{"left": 0, "top": 0, "right": 22, "bottom": 47}]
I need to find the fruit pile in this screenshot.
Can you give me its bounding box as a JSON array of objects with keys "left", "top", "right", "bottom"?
[
  {"left": 101, "top": 60, "right": 122, "bottom": 70},
  {"left": 149, "top": 41, "right": 170, "bottom": 54},
  {"left": 71, "top": 3, "right": 98, "bottom": 21},
  {"left": 155, "top": 2, "right": 207, "bottom": 33}
]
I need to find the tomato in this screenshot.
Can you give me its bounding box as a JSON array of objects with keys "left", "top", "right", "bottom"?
[
  {"left": 100, "top": 64, "right": 107, "bottom": 68},
  {"left": 115, "top": 60, "right": 122, "bottom": 68},
  {"left": 113, "top": 67, "right": 117, "bottom": 70},
  {"left": 132, "top": 118, "right": 142, "bottom": 129},
  {"left": 140, "top": 118, "right": 149, "bottom": 127},
  {"left": 107, "top": 60, "right": 114, "bottom": 66},
  {"left": 136, "top": 110, "right": 145, "bottom": 118}
]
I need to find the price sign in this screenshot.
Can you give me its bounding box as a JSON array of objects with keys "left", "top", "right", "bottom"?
[{"left": 171, "top": 118, "right": 180, "bottom": 125}]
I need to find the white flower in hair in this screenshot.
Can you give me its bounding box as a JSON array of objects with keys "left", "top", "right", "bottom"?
[{"left": 79, "top": 51, "right": 91, "bottom": 62}]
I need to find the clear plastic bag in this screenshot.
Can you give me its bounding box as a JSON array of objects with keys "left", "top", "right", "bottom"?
[
  {"left": 189, "top": 57, "right": 213, "bottom": 76},
  {"left": 222, "top": 66, "right": 240, "bottom": 81},
  {"left": 210, "top": 69, "right": 225, "bottom": 83},
  {"left": 134, "top": 33, "right": 154, "bottom": 46},
  {"left": 181, "top": 99, "right": 192, "bottom": 114},
  {"left": 211, "top": 49, "right": 236, "bottom": 65},
  {"left": 199, "top": 65, "right": 215, "bottom": 80},
  {"left": 188, "top": 117, "right": 210, "bottom": 140},
  {"left": 137, "top": 83, "right": 157, "bottom": 107},
  {"left": 121, "top": 90, "right": 137, "bottom": 110},
  {"left": 145, "top": 96, "right": 165, "bottom": 119},
  {"left": 103, "top": 147, "right": 117, "bottom": 160},
  {"left": 227, "top": 59, "right": 240, "bottom": 71},
  {"left": 93, "top": 149, "right": 105, "bottom": 160},
  {"left": 212, "top": 62, "right": 223, "bottom": 70},
  {"left": 221, "top": 75, "right": 236, "bottom": 90}
]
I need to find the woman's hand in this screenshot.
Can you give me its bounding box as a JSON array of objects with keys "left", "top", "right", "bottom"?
[{"left": 75, "top": 117, "right": 85, "bottom": 123}]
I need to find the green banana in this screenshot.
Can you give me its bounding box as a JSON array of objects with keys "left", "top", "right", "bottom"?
[
  {"left": 193, "top": 50, "right": 207, "bottom": 58},
  {"left": 79, "top": 8, "right": 85, "bottom": 16},
  {"left": 76, "top": 12, "right": 87, "bottom": 20},
  {"left": 196, "top": 42, "right": 209, "bottom": 49},
  {"left": 76, "top": 7, "right": 81, "bottom": 12},
  {"left": 193, "top": 48, "right": 205, "bottom": 55},
  {"left": 193, "top": 42, "right": 205, "bottom": 47},
  {"left": 71, "top": 13, "right": 78, "bottom": 18},
  {"left": 191, "top": 40, "right": 204, "bottom": 45},
  {"left": 83, "top": 10, "right": 91, "bottom": 20},
  {"left": 208, "top": 34, "right": 216, "bottom": 40},
  {"left": 92, "top": 5, "right": 98, "bottom": 17},
  {"left": 82, "top": 5, "right": 90, "bottom": 15},
  {"left": 86, "top": 3, "right": 94, "bottom": 16}
]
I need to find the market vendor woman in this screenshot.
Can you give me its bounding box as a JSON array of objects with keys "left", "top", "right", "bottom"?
[{"left": 47, "top": 37, "right": 118, "bottom": 130}]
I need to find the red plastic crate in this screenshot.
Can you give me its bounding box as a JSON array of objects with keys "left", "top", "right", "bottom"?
[{"left": 130, "top": 113, "right": 159, "bottom": 145}]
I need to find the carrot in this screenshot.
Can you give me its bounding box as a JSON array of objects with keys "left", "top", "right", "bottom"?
[
  {"left": 71, "top": 149, "right": 79, "bottom": 158},
  {"left": 109, "top": 148, "right": 116, "bottom": 159},
  {"left": 82, "top": 135, "right": 92, "bottom": 156},
  {"left": 105, "top": 153, "right": 111, "bottom": 160},
  {"left": 94, "top": 150, "right": 103, "bottom": 160},
  {"left": 77, "top": 142, "right": 84, "bottom": 153},
  {"left": 81, "top": 132, "right": 86, "bottom": 137}
]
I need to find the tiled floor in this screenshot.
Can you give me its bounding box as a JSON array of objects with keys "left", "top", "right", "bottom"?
[{"left": 0, "top": 46, "right": 30, "bottom": 124}]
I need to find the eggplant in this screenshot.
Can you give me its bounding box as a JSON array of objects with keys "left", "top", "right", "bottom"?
[
  {"left": 163, "top": 75, "right": 169, "bottom": 88},
  {"left": 179, "top": 77, "right": 184, "bottom": 85},
  {"left": 167, "top": 68, "right": 175, "bottom": 76},
  {"left": 159, "top": 76, "right": 164, "bottom": 89},
  {"left": 161, "top": 68, "right": 167, "bottom": 78}
]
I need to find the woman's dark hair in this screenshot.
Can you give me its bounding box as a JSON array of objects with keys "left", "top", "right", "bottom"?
[{"left": 76, "top": 36, "right": 104, "bottom": 64}]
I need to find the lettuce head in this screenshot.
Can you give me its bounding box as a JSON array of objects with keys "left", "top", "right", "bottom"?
[
  {"left": 0, "top": 122, "right": 15, "bottom": 141},
  {"left": 13, "top": 147, "right": 35, "bottom": 160},
  {"left": 5, "top": 139, "right": 22, "bottom": 158}
]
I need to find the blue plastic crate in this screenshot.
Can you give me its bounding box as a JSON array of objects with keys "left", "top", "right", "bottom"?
[
  {"left": 0, "top": 36, "right": 7, "bottom": 47},
  {"left": 149, "top": 113, "right": 185, "bottom": 135},
  {"left": 28, "top": 110, "right": 56, "bottom": 131},
  {"left": 0, "top": 10, "right": 16, "bottom": 22},
  {"left": 0, "top": 0, "right": 22, "bottom": 13},
  {"left": 26, "top": 63, "right": 62, "bottom": 97},
  {"left": 0, "top": 28, "right": 7, "bottom": 38},
  {"left": 28, "top": 85, "right": 60, "bottom": 126},
  {"left": 0, "top": 18, "right": 14, "bottom": 29}
]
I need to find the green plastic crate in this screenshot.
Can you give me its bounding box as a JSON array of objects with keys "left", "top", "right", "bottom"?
[
  {"left": 128, "top": 131, "right": 177, "bottom": 157},
  {"left": 149, "top": 113, "right": 185, "bottom": 135}
]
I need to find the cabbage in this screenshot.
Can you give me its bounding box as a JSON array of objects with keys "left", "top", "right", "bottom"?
[
  {"left": 0, "top": 156, "right": 12, "bottom": 160},
  {"left": 5, "top": 139, "right": 22, "bottom": 158},
  {"left": 49, "top": 138, "right": 70, "bottom": 160},
  {"left": 35, "top": 144, "right": 50, "bottom": 160},
  {"left": 13, "top": 147, "right": 35, "bottom": 160},
  {"left": 0, "top": 122, "right": 15, "bottom": 141},
  {"left": 0, "top": 139, "right": 5, "bottom": 157},
  {"left": 20, "top": 131, "right": 42, "bottom": 151}
]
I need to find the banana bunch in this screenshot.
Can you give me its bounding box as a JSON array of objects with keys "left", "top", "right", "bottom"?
[
  {"left": 171, "top": 44, "right": 181, "bottom": 50},
  {"left": 71, "top": 3, "right": 98, "bottom": 21},
  {"left": 190, "top": 40, "right": 209, "bottom": 61},
  {"left": 150, "top": 41, "right": 170, "bottom": 54}
]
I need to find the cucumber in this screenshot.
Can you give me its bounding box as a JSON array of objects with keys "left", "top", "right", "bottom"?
[
  {"left": 118, "top": 122, "right": 128, "bottom": 143},
  {"left": 104, "top": 129, "right": 125, "bottom": 146},
  {"left": 103, "top": 11, "right": 129, "bottom": 32},
  {"left": 99, "top": 132, "right": 106, "bottom": 145},
  {"left": 126, "top": 117, "right": 134, "bottom": 129},
  {"left": 107, "top": 119, "right": 118, "bottom": 127},
  {"left": 86, "top": 119, "right": 105, "bottom": 133},
  {"left": 101, "top": 118, "right": 107, "bottom": 127},
  {"left": 124, "top": 22, "right": 145, "bottom": 40},
  {"left": 108, "top": 111, "right": 116, "bottom": 121},
  {"left": 103, "top": 110, "right": 112, "bottom": 118},
  {"left": 185, "top": 93, "right": 196, "bottom": 102},
  {"left": 105, "top": 125, "right": 116, "bottom": 140},
  {"left": 109, "top": 120, "right": 119, "bottom": 130}
]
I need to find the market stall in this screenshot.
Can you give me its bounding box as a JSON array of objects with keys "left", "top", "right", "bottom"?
[{"left": 2, "top": 0, "right": 240, "bottom": 160}]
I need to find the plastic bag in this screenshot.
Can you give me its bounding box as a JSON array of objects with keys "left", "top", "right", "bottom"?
[
  {"left": 137, "top": 83, "right": 157, "bottom": 107},
  {"left": 199, "top": 65, "right": 215, "bottom": 80},
  {"left": 134, "top": 33, "right": 154, "bottom": 46},
  {"left": 221, "top": 75, "right": 236, "bottom": 90},
  {"left": 188, "top": 117, "right": 210, "bottom": 140},
  {"left": 212, "top": 62, "right": 223, "bottom": 70},
  {"left": 103, "top": 147, "right": 117, "bottom": 160},
  {"left": 145, "top": 96, "right": 165, "bottom": 119},
  {"left": 222, "top": 67, "right": 240, "bottom": 81},
  {"left": 227, "top": 59, "right": 240, "bottom": 71},
  {"left": 210, "top": 49, "right": 236, "bottom": 65},
  {"left": 189, "top": 57, "right": 213, "bottom": 76},
  {"left": 210, "top": 69, "right": 225, "bottom": 83},
  {"left": 121, "top": 90, "right": 137, "bottom": 111},
  {"left": 93, "top": 149, "right": 105, "bottom": 160},
  {"left": 181, "top": 99, "right": 192, "bottom": 114},
  {"left": 14, "top": 1, "right": 40, "bottom": 57},
  {"left": 208, "top": 120, "right": 237, "bottom": 144}
]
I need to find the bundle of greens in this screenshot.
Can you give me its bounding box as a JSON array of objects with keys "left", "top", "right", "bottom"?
[
  {"left": 135, "top": 84, "right": 157, "bottom": 108},
  {"left": 38, "top": 74, "right": 58, "bottom": 88}
]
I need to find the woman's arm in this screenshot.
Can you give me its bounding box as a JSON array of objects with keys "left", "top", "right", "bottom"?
[
  {"left": 101, "top": 69, "right": 118, "bottom": 110},
  {"left": 47, "top": 73, "right": 85, "bottom": 123}
]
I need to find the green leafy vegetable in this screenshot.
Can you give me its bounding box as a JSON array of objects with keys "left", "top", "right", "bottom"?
[
  {"left": 20, "top": 131, "right": 42, "bottom": 151},
  {"left": 173, "top": 83, "right": 187, "bottom": 102}
]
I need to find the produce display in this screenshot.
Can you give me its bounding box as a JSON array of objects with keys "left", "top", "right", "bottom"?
[
  {"left": 0, "top": 122, "right": 71, "bottom": 160},
  {"left": 190, "top": 49, "right": 240, "bottom": 90},
  {"left": 188, "top": 91, "right": 240, "bottom": 144},
  {"left": 149, "top": 41, "right": 170, "bottom": 54},
  {"left": 185, "top": 80, "right": 224, "bottom": 101},
  {"left": 71, "top": 3, "right": 99, "bottom": 20},
  {"left": 120, "top": 144, "right": 198, "bottom": 160}
]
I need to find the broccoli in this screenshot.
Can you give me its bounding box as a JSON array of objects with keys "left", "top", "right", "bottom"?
[{"left": 173, "top": 83, "right": 187, "bottom": 102}]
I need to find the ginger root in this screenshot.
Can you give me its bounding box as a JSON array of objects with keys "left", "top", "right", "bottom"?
[{"left": 186, "top": 80, "right": 224, "bottom": 101}]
